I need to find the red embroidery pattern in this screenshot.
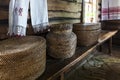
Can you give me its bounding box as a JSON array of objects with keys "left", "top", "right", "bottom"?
[
  {"left": 15, "top": 7, "right": 23, "bottom": 16},
  {"left": 15, "top": 7, "right": 18, "bottom": 14}
]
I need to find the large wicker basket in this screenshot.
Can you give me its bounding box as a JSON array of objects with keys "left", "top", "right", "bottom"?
[
  {"left": 0, "top": 36, "right": 46, "bottom": 80},
  {"left": 47, "top": 23, "right": 77, "bottom": 59},
  {"left": 73, "top": 23, "right": 101, "bottom": 46}
]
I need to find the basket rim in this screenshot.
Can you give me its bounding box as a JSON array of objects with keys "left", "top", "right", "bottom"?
[{"left": 0, "top": 36, "right": 46, "bottom": 55}]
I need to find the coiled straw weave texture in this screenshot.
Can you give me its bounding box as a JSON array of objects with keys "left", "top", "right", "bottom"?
[{"left": 0, "top": 36, "right": 46, "bottom": 80}]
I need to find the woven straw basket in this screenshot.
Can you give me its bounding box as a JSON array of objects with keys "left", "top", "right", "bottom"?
[
  {"left": 0, "top": 36, "right": 46, "bottom": 80},
  {"left": 47, "top": 23, "right": 77, "bottom": 59},
  {"left": 50, "top": 23, "right": 73, "bottom": 35},
  {"left": 73, "top": 23, "right": 101, "bottom": 46}
]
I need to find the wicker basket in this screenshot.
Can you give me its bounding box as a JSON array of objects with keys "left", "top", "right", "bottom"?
[
  {"left": 50, "top": 23, "right": 73, "bottom": 35},
  {"left": 73, "top": 23, "right": 101, "bottom": 46},
  {"left": 47, "top": 24, "right": 77, "bottom": 59},
  {"left": 0, "top": 36, "right": 46, "bottom": 80}
]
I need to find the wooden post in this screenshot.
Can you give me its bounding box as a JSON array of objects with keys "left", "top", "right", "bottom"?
[
  {"left": 81, "top": 0, "right": 84, "bottom": 23},
  {"left": 98, "top": 45, "right": 102, "bottom": 52},
  {"left": 108, "top": 37, "right": 112, "bottom": 55},
  {"left": 60, "top": 73, "right": 64, "bottom": 80}
]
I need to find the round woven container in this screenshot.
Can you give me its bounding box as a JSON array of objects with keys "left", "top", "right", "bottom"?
[
  {"left": 73, "top": 23, "right": 101, "bottom": 46},
  {"left": 0, "top": 36, "right": 46, "bottom": 80},
  {"left": 47, "top": 23, "right": 77, "bottom": 59},
  {"left": 47, "top": 32, "right": 77, "bottom": 59},
  {"left": 50, "top": 23, "right": 73, "bottom": 35}
]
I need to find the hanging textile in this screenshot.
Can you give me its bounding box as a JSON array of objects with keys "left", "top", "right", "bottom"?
[
  {"left": 8, "top": 0, "right": 49, "bottom": 36},
  {"left": 101, "top": 0, "right": 109, "bottom": 20},
  {"left": 101, "top": 0, "right": 120, "bottom": 20},
  {"left": 109, "top": 0, "right": 120, "bottom": 20}
]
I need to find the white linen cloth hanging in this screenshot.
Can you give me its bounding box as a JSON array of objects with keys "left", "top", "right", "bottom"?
[
  {"left": 8, "top": 0, "right": 49, "bottom": 36},
  {"left": 101, "top": 0, "right": 120, "bottom": 20},
  {"left": 101, "top": 0, "right": 109, "bottom": 20},
  {"left": 109, "top": 0, "right": 120, "bottom": 20}
]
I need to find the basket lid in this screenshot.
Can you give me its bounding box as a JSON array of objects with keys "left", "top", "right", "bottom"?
[
  {"left": 0, "top": 36, "right": 45, "bottom": 55},
  {"left": 50, "top": 23, "right": 73, "bottom": 32},
  {"left": 73, "top": 23, "right": 101, "bottom": 30}
]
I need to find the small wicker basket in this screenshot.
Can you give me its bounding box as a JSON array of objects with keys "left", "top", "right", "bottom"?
[
  {"left": 47, "top": 23, "right": 77, "bottom": 59},
  {"left": 73, "top": 23, "right": 101, "bottom": 46},
  {"left": 50, "top": 23, "right": 73, "bottom": 35}
]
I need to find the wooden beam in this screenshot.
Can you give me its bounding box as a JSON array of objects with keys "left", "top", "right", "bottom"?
[{"left": 48, "top": 12, "right": 81, "bottom": 18}]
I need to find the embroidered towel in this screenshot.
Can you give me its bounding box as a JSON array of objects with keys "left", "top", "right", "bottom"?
[
  {"left": 30, "top": 0, "right": 49, "bottom": 32},
  {"left": 101, "top": 0, "right": 120, "bottom": 20},
  {"left": 109, "top": 0, "right": 120, "bottom": 20},
  {"left": 101, "top": 0, "right": 109, "bottom": 20},
  {"left": 8, "top": 0, "right": 49, "bottom": 36}
]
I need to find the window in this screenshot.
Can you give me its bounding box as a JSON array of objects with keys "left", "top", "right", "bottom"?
[{"left": 83, "top": 0, "right": 98, "bottom": 23}]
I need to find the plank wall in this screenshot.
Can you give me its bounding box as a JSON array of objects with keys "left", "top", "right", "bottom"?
[{"left": 0, "top": 0, "right": 82, "bottom": 38}]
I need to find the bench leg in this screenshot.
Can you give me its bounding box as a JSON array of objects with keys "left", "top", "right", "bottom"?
[
  {"left": 98, "top": 45, "right": 102, "bottom": 52},
  {"left": 108, "top": 37, "right": 112, "bottom": 55},
  {"left": 60, "top": 73, "right": 64, "bottom": 80}
]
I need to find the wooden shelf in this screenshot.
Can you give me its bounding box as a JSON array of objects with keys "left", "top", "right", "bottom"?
[{"left": 37, "top": 30, "right": 118, "bottom": 80}]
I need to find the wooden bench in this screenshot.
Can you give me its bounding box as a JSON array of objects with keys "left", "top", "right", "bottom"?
[{"left": 37, "top": 30, "right": 118, "bottom": 80}]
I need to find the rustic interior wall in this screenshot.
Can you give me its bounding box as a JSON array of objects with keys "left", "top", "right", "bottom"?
[
  {"left": 48, "top": 0, "right": 82, "bottom": 24},
  {"left": 0, "top": 0, "right": 82, "bottom": 38},
  {"left": 98, "top": 0, "right": 101, "bottom": 22}
]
